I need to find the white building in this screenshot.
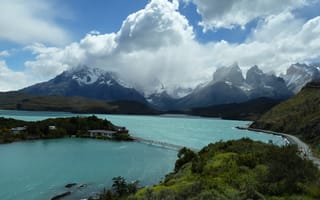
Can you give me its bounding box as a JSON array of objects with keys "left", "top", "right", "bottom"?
[
  {"left": 49, "top": 126, "right": 57, "bottom": 130},
  {"left": 88, "top": 130, "right": 117, "bottom": 138},
  {"left": 10, "top": 126, "right": 27, "bottom": 134}
]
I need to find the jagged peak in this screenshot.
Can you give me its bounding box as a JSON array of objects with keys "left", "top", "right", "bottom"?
[
  {"left": 230, "top": 62, "right": 240, "bottom": 69},
  {"left": 286, "top": 63, "right": 320, "bottom": 78},
  {"left": 213, "top": 63, "right": 244, "bottom": 85},
  {"left": 247, "top": 65, "right": 263, "bottom": 75}
]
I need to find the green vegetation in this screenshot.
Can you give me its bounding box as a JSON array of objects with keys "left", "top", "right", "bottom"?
[
  {"left": 0, "top": 92, "right": 159, "bottom": 115},
  {"left": 93, "top": 176, "right": 139, "bottom": 200},
  {"left": 95, "top": 139, "right": 320, "bottom": 200},
  {"left": 251, "top": 81, "right": 320, "bottom": 148},
  {"left": 0, "top": 116, "right": 131, "bottom": 144}
]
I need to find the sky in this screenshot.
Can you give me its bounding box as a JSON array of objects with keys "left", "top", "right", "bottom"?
[{"left": 1, "top": 0, "right": 320, "bottom": 94}]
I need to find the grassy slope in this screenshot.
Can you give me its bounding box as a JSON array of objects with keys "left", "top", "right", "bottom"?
[
  {"left": 131, "top": 139, "right": 320, "bottom": 200},
  {"left": 0, "top": 92, "right": 159, "bottom": 115},
  {"left": 250, "top": 82, "right": 320, "bottom": 146}
]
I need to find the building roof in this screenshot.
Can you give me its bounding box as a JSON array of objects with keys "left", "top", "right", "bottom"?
[{"left": 88, "top": 130, "right": 117, "bottom": 134}]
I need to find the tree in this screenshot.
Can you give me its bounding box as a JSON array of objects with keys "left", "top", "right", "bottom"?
[
  {"left": 127, "top": 180, "right": 139, "bottom": 194},
  {"left": 99, "top": 189, "right": 115, "bottom": 200},
  {"left": 112, "top": 176, "right": 127, "bottom": 197},
  {"left": 175, "top": 147, "right": 196, "bottom": 172}
]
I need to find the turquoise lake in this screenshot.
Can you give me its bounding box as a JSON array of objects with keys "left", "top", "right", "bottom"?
[{"left": 0, "top": 110, "right": 286, "bottom": 200}]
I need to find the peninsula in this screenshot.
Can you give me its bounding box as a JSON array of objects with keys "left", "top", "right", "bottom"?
[{"left": 0, "top": 115, "right": 132, "bottom": 144}]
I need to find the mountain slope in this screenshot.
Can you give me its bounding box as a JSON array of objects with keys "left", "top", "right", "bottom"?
[
  {"left": 146, "top": 91, "right": 178, "bottom": 110},
  {"left": 0, "top": 92, "right": 159, "bottom": 115},
  {"left": 250, "top": 81, "right": 320, "bottom": 145},
  {"left": 175, "top": 81, "right": 249, "bottom": 109},
  {"left": 20, "top": 66, "right": 147, "bottom": 103},
  {"left": 189, "top": 97, "right": 282, "bottom": 120}
]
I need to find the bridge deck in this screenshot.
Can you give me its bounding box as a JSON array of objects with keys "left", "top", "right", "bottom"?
[{"left": 132, "top": 136, "right": 199, "bottom": 152}]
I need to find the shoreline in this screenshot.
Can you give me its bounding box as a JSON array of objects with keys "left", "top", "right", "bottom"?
[
  {"left": 237, "top": 126, "right": 320, "bottom": 168},
  {"left": 0, "top": 135, "right": 134, "bottom": 145}
]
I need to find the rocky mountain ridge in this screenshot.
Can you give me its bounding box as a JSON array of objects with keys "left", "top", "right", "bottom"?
[{"left": 19, "top": 63, "right": 319, "bottom": 110}]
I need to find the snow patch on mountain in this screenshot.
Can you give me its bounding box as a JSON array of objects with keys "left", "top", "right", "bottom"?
[{"left": 67, "top": 65, "right": 134, "bottom": 89}]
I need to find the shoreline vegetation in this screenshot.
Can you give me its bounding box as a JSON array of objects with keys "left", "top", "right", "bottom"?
[
  {"left": 0, "top": 116, "right": 132, "bottom": 144},
  {"left": 237, "top": 126, "right": 320, "bottom": 168},
  {"left": 93, "top": 139, "right": 320, "bottom": 200}
]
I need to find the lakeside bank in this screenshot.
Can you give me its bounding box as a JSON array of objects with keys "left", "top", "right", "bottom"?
[{"left": 237, "top": 126, "right": 320, "bottom": 168}]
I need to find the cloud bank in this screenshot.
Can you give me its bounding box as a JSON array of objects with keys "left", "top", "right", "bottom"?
[
  {"left": 0, "top": 61, "right": 31, "bottom": 91},
  {"left": 185, "top": 0, "right": 310, "bottom": 30},
  {"left": 0, "top": 0, "right": 69, "bottom": 45},
  {"left": 1, "top": 0, "right": 320, "bottom": 95}
]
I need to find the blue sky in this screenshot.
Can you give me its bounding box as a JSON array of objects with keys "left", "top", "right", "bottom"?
[{"left": 0, "top": 0, "right": 320, "bottom": 92}]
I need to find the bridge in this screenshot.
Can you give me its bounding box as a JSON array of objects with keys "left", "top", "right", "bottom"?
[{"left": 132, "top": 136, "right": 199, "bottom": 152}]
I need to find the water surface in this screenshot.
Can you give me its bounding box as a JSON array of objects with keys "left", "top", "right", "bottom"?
[
  {"left": 0, "top": 110, "right": 286, "bottom": 199},
  {"left": 0, "top": 138, "right": 176, "bottom": 200}
]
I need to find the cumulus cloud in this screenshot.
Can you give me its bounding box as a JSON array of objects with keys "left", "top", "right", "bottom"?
[
  {"left": 0, "top": 50, "right": 10, "bottom": 57},
  {"left": 0, "top": 0, "right": 69, "bottom": 45},
  {"left": 115, "top": 0, "right": 193, "bottom": 52},
  {"left": 185, "top": 0, "right": 310, "bottom": 30},
  {"left": 0, "top": 61, "right": 31, "bottom": 91},
  {"left": 249, "top": 12, "right": 304, "bottom": 42}
]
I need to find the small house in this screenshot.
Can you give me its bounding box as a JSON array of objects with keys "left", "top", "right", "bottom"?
[
  {"left": 49, "top": 126, "right": 57, "bottom": 130},
  {"left": 115, "top": 126, "right": 129, "bottom": 134},
  {"left": 10, "top": 126, "right": 27, "bottom": 134}
]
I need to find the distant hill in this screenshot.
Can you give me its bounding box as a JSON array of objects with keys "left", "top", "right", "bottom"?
[
  {"left": 0, "top": 92, "right": 159, "bottom": 115},
  {"left": 188, "top": 97, "right": 282, "bottom": 120},
  {"left": 251, "top": 81, "right": 320, "bottom": 145}
]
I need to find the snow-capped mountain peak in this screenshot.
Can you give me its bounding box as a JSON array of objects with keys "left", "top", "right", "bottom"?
[
  {"left": 65, "top": 65, "right": 133, "bottom": 89},
  {"left": 20, "top": 65, "right": 146, "bottom": 103}
]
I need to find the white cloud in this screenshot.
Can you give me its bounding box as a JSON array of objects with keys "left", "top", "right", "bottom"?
[
  {"left": 0, "top": 61, "right": 31, "bottom": 91},
  {"left": 205, "top": 13, "right": 320, "bottom": 73},
  {"left": 0, "top": 0, "right": 69, "bottom": 45},
  {"left": 185, "top": 0, "right": 310, "bottom": 30},
  {"left": 115, "top": 0, "right": 193, "bottom": 52},
  {"left": 249, "top": 12, "right": 304, "bottom": 42},
  {"left": 0, "top": 50, "right": 10, "bottom": 57},
  {"left": 25, "top": 42, "right": 85, "bottom": 79}
]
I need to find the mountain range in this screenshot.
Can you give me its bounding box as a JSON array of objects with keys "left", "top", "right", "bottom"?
[{"left": 18, "top": 63, "right": 320, "bottom": 111}]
